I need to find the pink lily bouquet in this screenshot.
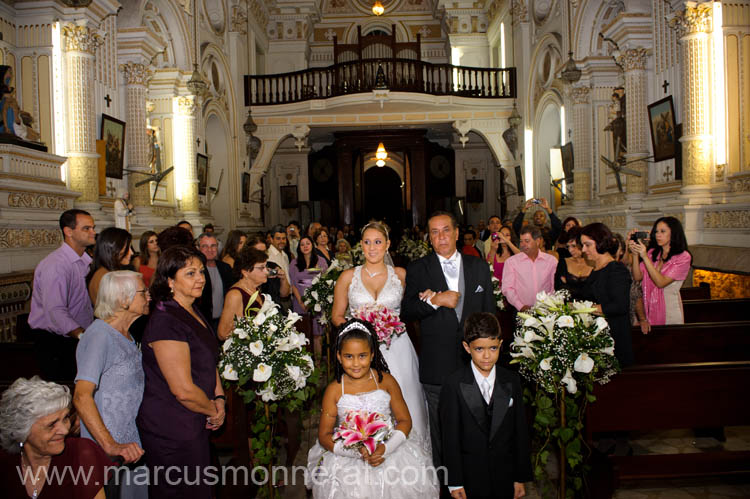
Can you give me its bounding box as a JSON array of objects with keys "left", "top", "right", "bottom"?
[
  {"left": 351, "top": 303, "right": 406, "bottom": 348},
  {"left": 333, "top": 410, "right": 393, "bottom": 455}
]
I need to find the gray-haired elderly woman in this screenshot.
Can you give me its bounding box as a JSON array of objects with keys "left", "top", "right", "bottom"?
[
  {"left": 0, "top": 376, "right": 111, "bottom": 498},
  {"left": 74, "top": 270, "right": 148, "bottom": 467}
]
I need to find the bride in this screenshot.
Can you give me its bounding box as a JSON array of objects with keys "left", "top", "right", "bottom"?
[{"left": 331, "top": 221, "right": 431, "bottom": 454}]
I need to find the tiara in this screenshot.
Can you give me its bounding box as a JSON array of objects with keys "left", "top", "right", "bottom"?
[
  {"left": 339, "top": 321, "right": 371, "bottom": 337},
  {"left": 360, "top": 221, "right": 389, "bottom": 238}
]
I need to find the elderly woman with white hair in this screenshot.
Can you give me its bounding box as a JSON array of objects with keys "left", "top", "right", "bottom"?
[
  {"left": 74, "top": 271, "right": 148, "bottom": 468},
  {"left": 0, "top": 376, "right": 111, "bottom": 498}
]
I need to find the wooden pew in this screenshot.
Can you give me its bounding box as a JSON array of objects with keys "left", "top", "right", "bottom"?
[
  {"left": 585, "top": 320, "right": 750, "bottom": 487},
  {"left": 586, "top": 361, "right": 750, "bottom": 481},
  {"left": 630, "top": 321, "right": 750, "bottom": 364},
  {"left": 680, "top": 285, "right": 711, "bottom": 300},
  {"left": 682, "top": 298, "right": 750, "bottom": 324}
]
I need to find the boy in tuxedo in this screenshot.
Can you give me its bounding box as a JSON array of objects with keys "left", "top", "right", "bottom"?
[{"left": 439, "top": 312, "right": 532, "bottom": 499}]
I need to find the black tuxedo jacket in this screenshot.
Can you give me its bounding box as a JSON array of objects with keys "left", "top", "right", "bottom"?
[
  {"left": 198, "top": 260, "right": 234, "bottom": 320},
  {"left": 439, "top": 364, "right": 532, "bottom": 498},
  {"left": 401, "top": 252, "right": 495, "bottom": 385}
]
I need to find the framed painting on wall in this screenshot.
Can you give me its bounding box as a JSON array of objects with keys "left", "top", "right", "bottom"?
[
  {"left": 101, "top": 114, "right": 126, "bottom": 179},
  {"left": 466, "top": 179, "right": 483, "bottom": 203},
  {"left": 280, "top": 185, "right": 298, "bottom": 209},
  {"left": 242, "top": 173, "right": 250, "bottom": 203},
  {"left": 197, "top": 153, "right": 208, "bottom": 195},
  {"left": 647, "top": 96, "right": 677, "bottom": 162}
]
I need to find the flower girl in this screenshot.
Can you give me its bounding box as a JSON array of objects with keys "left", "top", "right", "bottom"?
[{"left": 306, "top": 319, "right": 439, "bottom": 498}]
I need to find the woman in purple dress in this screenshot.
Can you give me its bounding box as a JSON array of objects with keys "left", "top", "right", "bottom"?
[
  {"left": 137, "top": 246, "right": 226, "bottom": 498},
  {"left": 289, "top": 236, "right": 328, "bottom": 362}
]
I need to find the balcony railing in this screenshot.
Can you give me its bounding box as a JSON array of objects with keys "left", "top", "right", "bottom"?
[{"left": 245, "top": 58, "right": 516, "bottom": 106}]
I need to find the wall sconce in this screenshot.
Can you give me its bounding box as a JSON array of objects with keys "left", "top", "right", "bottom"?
[{"left": 372, "top": 0, "right": 385, "bottom": 16}]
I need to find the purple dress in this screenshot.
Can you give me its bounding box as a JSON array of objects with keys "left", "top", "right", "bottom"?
[
  {"left": 289, "top": 255, "right": 328, "bottom": 336},
  {"left": 137, "top": 299, "right": 218, "bottom": 498}
]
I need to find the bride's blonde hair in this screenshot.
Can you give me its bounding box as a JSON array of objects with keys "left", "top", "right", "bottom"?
[{"left": 360, "top": 220, "right": 389, "bottom": 241}]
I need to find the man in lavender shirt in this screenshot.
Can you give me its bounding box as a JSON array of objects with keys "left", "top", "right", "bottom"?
[{"left": 29, "top": 209, "right": 97, "bottom": 380}]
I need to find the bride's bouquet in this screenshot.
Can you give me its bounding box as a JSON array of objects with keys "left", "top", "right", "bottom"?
[
  {"left": 333, "top": 410, "right": 394, "bottom": 455},
  {"left": 351, "top": 303, "right": 406, "bottom": 348}
]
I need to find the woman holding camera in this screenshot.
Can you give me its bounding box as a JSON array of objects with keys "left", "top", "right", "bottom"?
[
  {"left": 485, "top": 225, "right": 519, "bottom": 281},
  {"left": 216, "top": 247, "right": 270, "bottom": 341},
  {"left": 629, "top": 216, "right": 692, "bottom": 325}
]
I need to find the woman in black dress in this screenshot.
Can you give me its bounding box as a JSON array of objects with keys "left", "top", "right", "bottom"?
[
  {"left": 579, "top": 223, "right": 634, "bottom": 367},
  {"left": 137, "top": 246, "right": 225, "bottom": 498},
  {"left": 554, "top": 226, "right": 593, "bottom": 300}
]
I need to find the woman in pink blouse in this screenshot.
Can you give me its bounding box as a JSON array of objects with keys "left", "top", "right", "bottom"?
[{"left": 628, "top": 216, "right": 692, "bottom": 326}]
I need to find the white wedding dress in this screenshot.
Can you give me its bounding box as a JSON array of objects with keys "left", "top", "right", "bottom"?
[{"left": 346, "top": 265, "right": 431, "bottom": 454}]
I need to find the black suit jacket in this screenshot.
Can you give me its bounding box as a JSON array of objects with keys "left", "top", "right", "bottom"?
[
  {"left": 198, "top": 260, "right": 234, "bottom": 320},
  {"left": 439, "top": 364, "right": 533, "bottom": 498},
  {"left": 401, "top": 252, "right": 495, "bottom": 385}
]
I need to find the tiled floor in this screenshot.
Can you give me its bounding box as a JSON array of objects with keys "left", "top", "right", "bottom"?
[{"left": 276, "top": 424, "right": 750, "bottom": 498}]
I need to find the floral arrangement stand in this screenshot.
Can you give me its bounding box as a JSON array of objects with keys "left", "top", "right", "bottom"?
[
  {"left": 220, "top": 295, "right": 319, "bottom": 498},
  {"left": 510, "top": 290, "right": 619, "bottom": 498}
]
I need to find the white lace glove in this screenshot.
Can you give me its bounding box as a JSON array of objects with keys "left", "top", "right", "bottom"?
[
  {"left": 333, "top": 441, "right": 362, "bottom": 459},
  {"left": 383, "top": 430, "right": 406, "bottom": 456}
]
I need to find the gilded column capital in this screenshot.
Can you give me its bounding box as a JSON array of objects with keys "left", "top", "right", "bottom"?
[
  {"left": 176, "top": 96, "right": 198, "bottom": 116},
  {"left": 616, "top": 48, "right": 648, "bottom": 72},
  {"left": 61, "top": 24, "right": 103, "bottom": 54},
  {"left": 669, "top": 2, "right": 712, "bottom": 38},
  {"left": 120, "top": 62, "right": 153, "bottom": 86},
  {"left": 569, "top": 85, "right": 591, "bottom": 105},
  {"left": 511, "top": 0, "right": 529, "bottom": 23}
]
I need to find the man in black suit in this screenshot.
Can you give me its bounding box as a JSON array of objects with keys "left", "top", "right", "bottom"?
[
  {"left": 197, "top": 233, "right": 234, "bottom": 330},
  {"left": 439, "top": 312, "right": 532, "bottom": 498},
  {"left": 401, "top": 211, "right": 496, "bottom": 468}
]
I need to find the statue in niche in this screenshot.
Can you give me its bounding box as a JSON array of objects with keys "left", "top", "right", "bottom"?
[
  {"left": 0, "top": 65, "right": 45, "bottom": 148},
  {"left": 604, "top": 87, "right": 626, "bottom": 161},
  {"left": 147, "top": 127, "right": 163, "bottom": 174}
]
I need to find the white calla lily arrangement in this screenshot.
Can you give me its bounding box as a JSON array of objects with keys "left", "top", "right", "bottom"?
[
  {"left": 219, "top": 294, "right": 317, "bottom": 404},
  {"left": 510, "top": 290, "right": 618, "bottom": 394},
  {"left": 509, "top": 289, "right": 620, "bottom": 497},
  {"left": 303, "top": 259, "right": 351, "bottom": 325},
  {"left": 219, "top": 293, "right": 319, "bottom": 498}
]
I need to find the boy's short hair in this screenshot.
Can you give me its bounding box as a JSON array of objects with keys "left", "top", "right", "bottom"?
[{"left": 463, "top": 312, "right": 501, "bottom": 344}]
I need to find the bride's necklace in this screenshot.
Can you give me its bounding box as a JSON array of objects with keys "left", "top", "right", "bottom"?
[{"left": 363, "top": 266, "right": 384, "bottom": 278}]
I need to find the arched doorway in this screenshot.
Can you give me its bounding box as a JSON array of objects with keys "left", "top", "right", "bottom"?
[
  {"left": 363, "top": 166, "right": 403, "bottom": 236},
  {"left": 534, "top": 96, "right": 563, "bottom": 202}
]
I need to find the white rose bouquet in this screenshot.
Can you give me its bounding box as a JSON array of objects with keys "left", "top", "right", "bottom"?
[
  {"left": 491, "top": 274, "right": 505, "bottom": 310},
  {"left": 303, "top": 259, "right": 351, "bottom": 325},
  {"left": 396, "top": 236, "right": 432, "bottom": 262}
]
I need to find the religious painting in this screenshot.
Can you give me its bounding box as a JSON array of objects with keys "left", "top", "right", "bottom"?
[
  {"left": 197, "top": 153, "right": 208, "bottom": 195},
  {"left": 242, "top": 172, "right": 250, "bottom": 203},
  {"left": 280, "top": 185, "right": 298, "bottom": 209},
  {"left": 101, "top": 114, "right": 125, "bottom": 179},
  {"left": 560, "top": 142, "right": 574, "bottom": 183},
  {"left": 466, "top": 179, "right": 483, "bottom": 203},
  {"left": 647, "top": 96, "right": 677, "bottom": 162},
  {"left": 514, "top": 165, "right": 525, "bottom": 197}
]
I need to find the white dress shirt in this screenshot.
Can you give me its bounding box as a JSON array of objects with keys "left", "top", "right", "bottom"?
[
  {"left": 267, "top": 244, "right": 290, "bottom": 285},
  {"left": 427, "top": 250, "right": 461, "bottom": 308}
]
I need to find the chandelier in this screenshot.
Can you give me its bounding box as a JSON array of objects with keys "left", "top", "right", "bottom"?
[
  {"left": 372, "top": 0, "right": 384, "bottom": 16},
  {"left": 186, "top": 0, "right": 208, "bottom": 96},
  {"left": 375, "top": 142, "right": 388, "bottom": 167}
]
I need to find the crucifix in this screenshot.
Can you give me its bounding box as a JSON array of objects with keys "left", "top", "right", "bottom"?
[
  {"left": 196, "top": 137, "right": 201, "bottom": 148},
  {"left": 662, "top": 80, "right": 669, "bottom": 94},
  {"left": 104, "top": 94, "right": 112, "bottom": 107}
]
